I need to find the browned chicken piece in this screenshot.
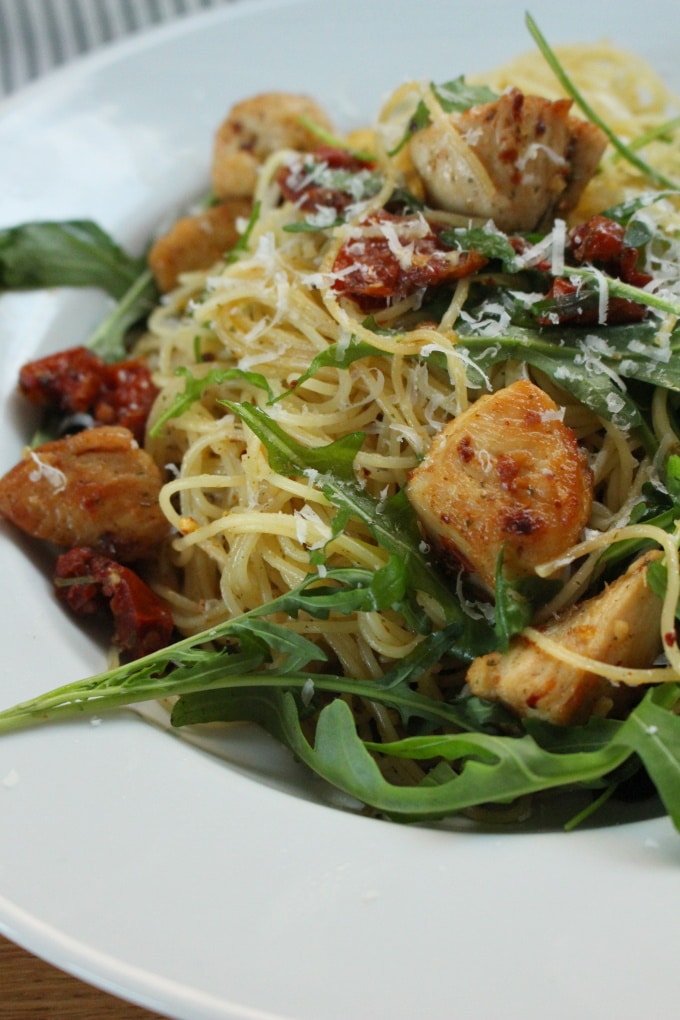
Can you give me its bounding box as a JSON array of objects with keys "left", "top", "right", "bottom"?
[
  {"left": 0, "top": 426, "right": 168, "bottom": 562},
  {"left": 409, "top": 88, "right": 607, "bottom": 232},
  {"left": 407, "top": 379, "right": 593, "bottom": 591},
  {"left": 148, "top": 198, "right": 252, "bottom": 293},
  {"left": 212, "top": 91, "right": 334, "bottom": 200},
  {"left": 558, "top": 117, "right": 610, "bottom": 216},
  {"left": 466, "top": 551, "right": 664, "bottom": 725}
]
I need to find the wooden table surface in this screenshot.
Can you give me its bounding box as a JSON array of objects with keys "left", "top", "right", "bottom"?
[{"left": 0, "top": 935, "right": 168, "bottom": 1019}]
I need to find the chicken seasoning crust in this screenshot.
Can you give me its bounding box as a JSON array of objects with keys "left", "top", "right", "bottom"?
[{"left": 3, "top": 16, "right": 680, "bottom": 832}]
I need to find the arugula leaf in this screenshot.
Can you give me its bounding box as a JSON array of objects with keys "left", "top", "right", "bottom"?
[
  {"left": 283, "top": 216, "right": 345, "bottom": 234},
  {"left": 191, "top": 690, "right": 628, "bottom": 822},
  {"left": 439, "top": 226, "right": 520, "bottom": 270},
  {"left": 492, "top": 551, "right": 535, "bottom": 651},
  {"left": 171, "top": 679, "right": 680, "bottom": 828},
  {"left": 548, "top": 320, "right": 680, "bottom": 395},
  {"left": 272, "top": 337, "right": 385, "bottom": 402},
  {"left": 595, "top": 456, "right": 680, "bottom": 570},
  {"left": 0, "top": 219, "right": 159, "bottom": 362},
  {"left": 528, "top": 685, "right": 680, "bottom": 828},
  {"left": 0, "top": 558, "right": 675, "bottom": 827},
  {"left": 149, "top": 366, "right": 274, "bottom": 438},
  {"left": 526, "top": 12, "right": 680, "bottom": 191},
  {"left": 603, "top": 190, "right": 680, "bottom": 225},
  {"left": 360, "top": 305, "right": 662, "bottom": 444},
  {"left": 224, "top": 400, "right": 365, "bottom": 480},
  {"left": 0, "top": 220, "right": 146, "bottom": 298},
  {"left": 624, "top": 116, "right": 680, "bottom": 153},
  {"left": 0, "top": 529, "right": 675, "bottom": 829},
  {"left": 622, "top": 686, "right": 680, "bottom": 823},
  {"left": 389, "top": 76, "right": 498, "bottom": 157},
  {"left": 373, "top": 623, "right": 501, "bottom": 726},
  {"left": 225, "top": 200, "right": 261, "bottom": 263},
  {"left": 450, "top": 323, "right": 646, "bottom": 434},
  {"left": 646, "top": 559, "right": 678, "bottom": 614},
  {"left": 224, "top": 401, "right": 467, "bottom": 623},
  {"left": 0, "top": 552, "right": 497, "bottom": 742},
  {"left": 296, "top": 116, "right": 376, "bottom": 163},
  {"left": 432, "top": 76, "right": 498, "bottom": 113},
  {"left": 493, "top": 569, "right": 563, "bottom": 653},
  {"left": 388, "top": 100, "right": 431, "bottom": 157},
  {"left": 362, "top": 683, "right": 680, "bottom": 825},
  {"left": 385, "top": 186, "right": 426, "bottom": 214},
  {"left": 564, "top": 265, "right": 680, "bottom": 319},
  {"left": 623, "top": 218, "right": 655, "bottom": 249},
  {"left": 86, "top": 268, "right": 158, "bottom": 362},
  {"left": 226, "top": 618, "right": 326, "bottom": 673},
  {"left": 0, "top": 564, "right": 434, "bottom": 729},
  {"left": 667, "top": 453, "right": 680, "bottom": 500}
]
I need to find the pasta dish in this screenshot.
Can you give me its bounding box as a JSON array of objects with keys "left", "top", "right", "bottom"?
[{"left": 2, "top": 15, "right": 680, "bottom": 830}]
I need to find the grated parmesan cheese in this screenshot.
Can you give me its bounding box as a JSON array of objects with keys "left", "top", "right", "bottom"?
[
  {"left": 515, "top": 142, "right": 568, "bottom": 172},
  {"left": 550, "top": 218, "right": 566, "bottom": 276},
  {"left": 301, "top": 678, "right": 315, "bottom": 706},
  {"left": 28, "top": 452, "right": 67, "bottom": 492}
]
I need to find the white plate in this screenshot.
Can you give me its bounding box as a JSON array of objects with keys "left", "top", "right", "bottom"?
[{"left": 1, "top": 2, "right": 680, "bottom": 1018}]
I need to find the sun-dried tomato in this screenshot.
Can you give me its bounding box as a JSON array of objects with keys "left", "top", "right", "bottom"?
[
  {"left": 331, "top": 211, "right": 487, "bottom": 307},
  {"left": 536, "top": 214, "right": 652, "bottom": 326},
  {"left": 569, "top": 215, "right": 625, "bottom": 263},
  {"left": 54, "top": 546, "right": 174, "bottom": 661},
  {"left": 568, "top": 214, "right": 652, "bottom": 288},
  {"left": 19, "top": 346, "right": 104, "bottom": 413},
  {"left": 537, "top": 276, "right": 647, "bottom": 326},
  {"left": 277, "top": 146, "right": 378, "bottom": 213},
  {"left": 93, "top": 358, "right": 159, "bottom": 443},
  {"left": 19, "top": 346, "right": 158, "bottom": 444}
]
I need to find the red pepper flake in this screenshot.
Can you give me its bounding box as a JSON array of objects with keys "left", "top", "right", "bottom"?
[
  {"left": 457, "top": 435, "right": 475, "bottom": 464},
  {"left": 664, "top": 631, "right": 677, "bottom": 648}
]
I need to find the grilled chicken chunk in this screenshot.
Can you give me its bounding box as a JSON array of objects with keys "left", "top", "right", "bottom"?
[
  {"left": 212, "top": 92, "right": 334, "bottom": 200},
  {"left": 148, "top": 198, "right": 252, "bottom": 292},
  {"left": 407, "top": 380, "right": 593, "bottom": 590},
  {"left": 0, "top": 426, "right": 167, "bottom": 562},
  {"left": 466, "top": 551, "right": 664, "bottom": 724},
  {"left": 410, "top": 89, "right": 607, "bottom": 232}
]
